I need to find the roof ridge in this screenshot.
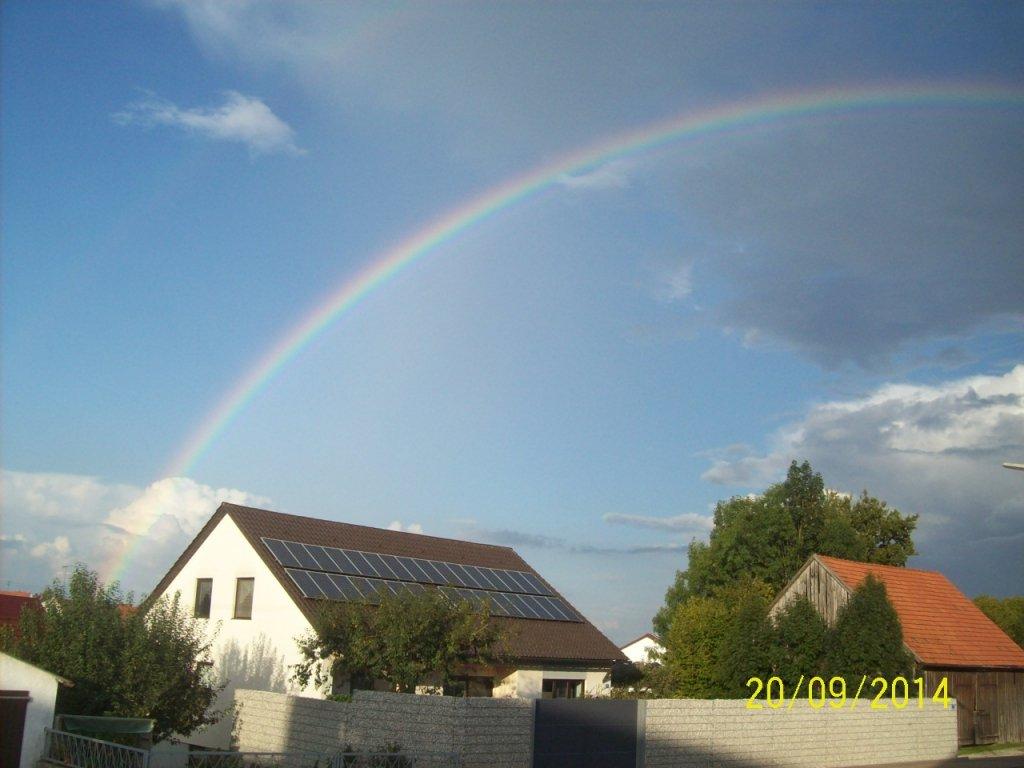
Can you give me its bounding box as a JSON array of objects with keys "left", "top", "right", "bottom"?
[
  {"left": 815, "top": 553, "right": 944, "bottom": 577},
  {"left": 220, "top": 502, "right": 517, "bottom": 552}
]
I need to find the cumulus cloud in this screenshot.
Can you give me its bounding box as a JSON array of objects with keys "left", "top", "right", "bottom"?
[
  {"left": 0, "top": 470, "right": 269, "bottom": 594},
  {"left": 386, "top": 520, "right": 424, "bottom": 534},
  {"left": 603, "top": 511, "right": 713, "bottom": 533},
  {"left": 699, "top": 364, "right": 1024, "bottom": 595},
  {"left": 114, "top": 91, "right": 303, "bottom": 156}
]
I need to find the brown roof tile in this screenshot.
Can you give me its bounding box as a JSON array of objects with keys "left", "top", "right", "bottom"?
[
  {"left": 152, "top": 503, "right": 625, "bottom": 666},
  {"left": 817, "top": 555, "right": 1024, "bottom": 670}
]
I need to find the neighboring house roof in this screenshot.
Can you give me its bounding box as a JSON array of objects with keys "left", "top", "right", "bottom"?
[
  {"left": 0, "top": 591, "right": 42, "bottom": 635},
  {"left": 152, "top": 502, "right": 625, "bottom": 666},
  {"left": 816, "top": 555, "right": 1024, "bottom": 670},
  {"left": 619, "top": 632, "right": 661, "bottom": 651},
  {"left": 0, "top": 651, "right": 74, "bottom": 686}
]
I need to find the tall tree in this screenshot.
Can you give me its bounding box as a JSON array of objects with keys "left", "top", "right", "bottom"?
[
  {"left": 653, "top": 460, "right": 917, "bottom": 635},
  {"left": 660, "top": 595, "right": 729, "bottom": 698},
  {"left": 292, "top": 589, "right": 506, "bottom": 694},
  {"left": 2, "top": 566, "right": 221, "bottom": 741},
  {"left": 771, "top": 596, "right": 829, "bottom": 687},
  {"left": 974, "top": 595, "right": 1024, "bottom": 649},
  {"left": 715, "top": 579, "right": 775, "bottom": 696},
  {"left": 826, "top": 575, "right": 914, "bottom": 689}
]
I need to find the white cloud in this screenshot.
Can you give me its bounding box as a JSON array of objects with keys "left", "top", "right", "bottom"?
[
  {"left": 699, "top": 364, "right": 1024, "bottom": 595},
  {"left": 0, "top": 470, "right": 269, "bottom": 594},
  {"left": 387, "top": 520, "right": 424, "bottom": 534},
  {"left": 556, "top": 160, "right": 633, "bottom": 190},
  {"left": 114, "top": 91, "right": 303, "bottom": 156},
  {"left": 30, "top": 536, "right": 71, "bottom": 566},
  {"left": 651, "top": 259, "right": 694, "bottom": 303},
  {"left": 603, "top": 511, "right": 713, "bottom": 533}
]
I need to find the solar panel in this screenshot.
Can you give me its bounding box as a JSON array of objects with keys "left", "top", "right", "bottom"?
[
  {"left": 307, "top": 545, "right": 339, "bottom": 573},
  {"left": 263, "top": 537, "right": 574, "bottom": 620},
  {"left": 285, "top": 542, "right": 320, "bottom": 571},
  {"left": 286, "top": 568, "right": 322, "bottom": 598},
  {"left": 309, "top": 570, "right": 343, "bottom": 599},
  {"left": 264, "top": 538, "right": 301, "bottom": 568}
]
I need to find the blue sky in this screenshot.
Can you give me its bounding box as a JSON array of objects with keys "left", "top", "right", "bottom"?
[{"left": 2, "top": 1, "right": 1022, "bottom": 641}]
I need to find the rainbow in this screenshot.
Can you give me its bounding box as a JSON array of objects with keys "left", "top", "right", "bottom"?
[{"left": 109, "top": 82, "right": 1024, "bottom": 583}]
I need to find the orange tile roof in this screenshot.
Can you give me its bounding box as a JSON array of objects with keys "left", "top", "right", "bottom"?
[{"left": 817, "top": 555, "right": 1024, "bottom": 670}]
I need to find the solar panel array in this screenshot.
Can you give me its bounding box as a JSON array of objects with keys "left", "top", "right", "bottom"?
[{"left": 262, "top": 537, "right": 581, "bottom": 622}]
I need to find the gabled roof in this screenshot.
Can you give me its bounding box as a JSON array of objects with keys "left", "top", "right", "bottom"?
[
  {"left": 151, "top": 503, "right": 625, "bottom": 666},
  {"left": 816, "top": 555, "right": 1024, "bottom": 670},
  {"left": 619, "top": 632, "right": 662, "bottom": 651}
]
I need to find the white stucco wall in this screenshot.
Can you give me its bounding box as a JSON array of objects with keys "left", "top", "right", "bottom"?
[
  {"left": 0, "top": 652, "right": 62, "bottom": 768},
  {"left": 507, "top": 668, "right": 609, "bottom": 699},
  {"left": 620, "top": 634, "right": 664, "bottom": 664},
  {"left": 154, "top": 514, "right": 318, "bottom": 747}
]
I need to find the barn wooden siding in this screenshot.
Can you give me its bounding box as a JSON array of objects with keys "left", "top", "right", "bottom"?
[
  {"left": 925, "top": 669, "right": 1024, "bottom": 746},
  {"left": 769, "top": 557, "right": 850, "bottom": 623}
]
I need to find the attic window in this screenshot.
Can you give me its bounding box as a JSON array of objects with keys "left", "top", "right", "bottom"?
[
  {"left": 234, "top": 578, "right": 254, "bottom": 620},
  {"left": 194, "top": 578, "right": 212, "bottom": 619}
]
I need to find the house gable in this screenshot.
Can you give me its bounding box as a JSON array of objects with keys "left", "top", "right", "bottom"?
[{"left": 151, "top": 512, "right": 315, "bottom": 688}]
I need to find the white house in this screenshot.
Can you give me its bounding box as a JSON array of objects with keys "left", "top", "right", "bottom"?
[
  {"left": 0, "top": 652, "right": 71, "bottom": 768},
  {"left": 148, "top": 503, "right": 625, "bottom": 747},
  {"left": 619, "top": 632, "right": 663, "bottom": 664}
]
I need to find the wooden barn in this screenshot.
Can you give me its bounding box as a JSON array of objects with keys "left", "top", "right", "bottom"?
[{"left": 771, "top": 554, "right": 1024, "bottom": 746}]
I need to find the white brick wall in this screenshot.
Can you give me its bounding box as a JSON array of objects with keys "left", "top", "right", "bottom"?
[
  {"left": 643, "top": 699, "right": 958, "bottom": 768},
  {"left": 233, "top": 689, "right": 533, "bottom": 768},
  {"left": 234, "top": 689, "right": 957, "bottom": 768}
]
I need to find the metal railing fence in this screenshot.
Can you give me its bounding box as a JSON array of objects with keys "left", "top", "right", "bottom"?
[{"left": 44, "top": 727, "right": 151, "bottom": 768}]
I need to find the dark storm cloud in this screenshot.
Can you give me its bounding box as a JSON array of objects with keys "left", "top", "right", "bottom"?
[{"left": 673, "top": 112, "right": 1024, "bottom": 368}]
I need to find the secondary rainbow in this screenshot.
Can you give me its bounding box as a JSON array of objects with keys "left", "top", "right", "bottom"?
[{"left": 106, "top": 82, "right": 1024, "bottom": 582}]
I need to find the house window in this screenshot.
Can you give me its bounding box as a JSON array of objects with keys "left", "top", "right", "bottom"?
[
  {"left": 233, "top": 578, "right": 254, "bottom": 619},
  {"left": 443, "top": 676, "right": 494, "bottom": 698},
  {"left": 542, "top": 679, "right": 583, "bottom": 699},
  {"left": 194, "top": 578, "right": 212, "bottom": 619}
]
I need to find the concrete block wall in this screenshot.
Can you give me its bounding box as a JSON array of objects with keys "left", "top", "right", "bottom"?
[
  {"left": 643, "top": 699, "right": 958, "bottom": 768},
  {"left": 233, "top": 689, "right": 532, "bottom": 768},
  {"left": 232, "top": 690, "right": 349, "bottom": 754},
  {"left": 456, "top": 696, "right": 533, "bottom": 768},
  {"left": 234, "top": 689, "right": 956, "bottom": 768}
]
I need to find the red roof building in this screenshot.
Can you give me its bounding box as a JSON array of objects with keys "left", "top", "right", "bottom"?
[
  {"left": 0, "top": 591, "right": 41, "bottom": 637},
  {"left": 772, "top": 554, "right": 1024, "bottom": 746}
]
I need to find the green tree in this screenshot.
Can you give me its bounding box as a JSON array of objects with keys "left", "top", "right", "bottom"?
[
  {"left": 771, "top": 596, "right": 829, "bottom": 686},
  {"left": 974, "top": 595, "right": 1024, "bottom": 649},
  {"left": 292, "top": 589, "right": 506, "bottom": 694},
  {"left": 826, "top": 575, "right": 913, "bottom": 690},
  {"left": 1, "top": 566, "right": 220, "bottom": 741},
  {"left": 715, "top": 579, "right": 774, "bottom": 696},
  {"left": 847, "top": 492, "right": 917, "bottom": 565},
  {"left": 653, "top": 460, "right": 917, "bottom": 635},
  {"left": 660, "top": 595, "right": 729, "bottom": 698}
]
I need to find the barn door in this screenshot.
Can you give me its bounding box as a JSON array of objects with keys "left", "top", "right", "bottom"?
[
  {"left": 974, "top": 674, "right": 998, "bottom": 745},
  {"left": 0, "top": 690, "right": 29, "bottom": 768},
  {"left": 945, "top": 671, "right": 976, "bottom": 746}
]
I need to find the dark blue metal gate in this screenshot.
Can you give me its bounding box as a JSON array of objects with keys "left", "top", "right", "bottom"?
[{"left": 533, "top": 699, "right": 638, "bottom": 768}]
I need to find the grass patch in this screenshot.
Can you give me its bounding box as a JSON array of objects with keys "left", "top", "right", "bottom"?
[{"left": 958, "top": 742, "right": 1024, "bottom": 756}]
